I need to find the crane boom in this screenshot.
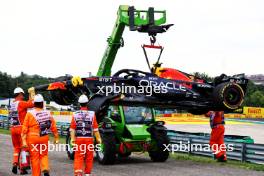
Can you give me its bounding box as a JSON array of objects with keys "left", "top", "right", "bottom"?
[{"left": 96, "top": 5, "right": 168, "bottom": 76}]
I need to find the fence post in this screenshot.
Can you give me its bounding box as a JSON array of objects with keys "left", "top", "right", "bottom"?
[
  {"left": 3, "top": 118, "right": 6, "bottom": 129},
  {"left": 1, "top": 119, "right": 4, "bottom": 129},
  {"left": 241, "top": 143, "right": 246, "bottom": 162},
  {"left": 60, "top": 125, "right": 64, "bottom": 136},
  {"left": 188, "top": 138, "right": 192, "bottom": 155},
  {"left": 7, "top": 116, "right": 10, "bottom": 130}
]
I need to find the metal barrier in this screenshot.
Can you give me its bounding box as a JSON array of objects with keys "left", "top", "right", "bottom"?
[
  {"left": 56, "top": 123, "right": 70, "bottom": 136},
  {"left": 1, "top": 117, "right": 263, "bottom": 165},
  {"left": 0, "top": 115, "right": 9, "bottom": 129},
  {"left": 167, "top": 130, "right": 264, "bottom": 165},
  {"left": 0, "top": 115, "right": 70, "bottom": 135}
]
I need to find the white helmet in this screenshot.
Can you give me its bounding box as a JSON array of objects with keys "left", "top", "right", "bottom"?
[
  {"left": 34, "top": 94, "right": 44, "bottom": 103},
  {"left": 78, "top": 94, "right": 89, "bottom": 103},
  {"left": 14, "top": 87, "right": 24, "bottom": 94}
]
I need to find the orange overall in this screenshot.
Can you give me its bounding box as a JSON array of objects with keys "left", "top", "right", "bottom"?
[
  {"left": 9, "top": 100, "right": 34, "bottom": 165},
  {"left": 208, "top": 111, "right": 227, "bottom": 160},
  {"left": 70, "top": 107, "right": 98, "bottom": 175},
  {"left": 22, "top": 108, "right": 58, "bottom": 176}
]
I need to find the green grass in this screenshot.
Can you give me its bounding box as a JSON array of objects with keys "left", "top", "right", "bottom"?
[
  {"left": 0, "top": 128, "right": 10, "bottom": 135},
  {"left": 171, "top": 153, "right": 264, "bottom": 172}
]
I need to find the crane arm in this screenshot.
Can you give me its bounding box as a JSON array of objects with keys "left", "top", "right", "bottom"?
[{"left": 96, "top": 5, "right": 169, "bottom": 76}]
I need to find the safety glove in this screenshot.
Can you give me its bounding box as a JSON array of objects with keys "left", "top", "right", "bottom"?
[
  {"left": 70, "top": 129, "right": 76, "bottom": 146},
  {"left": 94, "top": 131, "right": 102, "bottom": 144},
  {"left": 54, "top": 135, "right": 60, "bottom": 144},
  {"left": 21, "top": 134, "right": 28, "bottom": 148},
  {"left": 71, "top": 76, "right": 83, "bottom": 87},
  {"left": 28, "top": 87, "right": 35, "bottom": 100}
]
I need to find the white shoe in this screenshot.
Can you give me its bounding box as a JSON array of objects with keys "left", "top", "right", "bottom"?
[{"left": 85, "top": 174, "right": 90, "bottom": 176}]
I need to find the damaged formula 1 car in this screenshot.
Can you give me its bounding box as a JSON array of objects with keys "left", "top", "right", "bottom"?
[{"left": 35, "top": 68, "right": 248, "bottom": 120}]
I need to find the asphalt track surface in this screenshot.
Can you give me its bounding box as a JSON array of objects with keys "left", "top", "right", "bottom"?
[{"left": 1, "top": 134, "right": 264, "bottom": 176}]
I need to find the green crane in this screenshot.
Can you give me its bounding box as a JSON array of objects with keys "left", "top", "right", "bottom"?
[
  {"left": 34, "top": 5, "right": 173, "bottom": 164},
  {"left": 66, "top": 5, "right": 173, "bottom": 164},
  {"left": 96, "top": 5, "right": 171, "bottom": 76},
  {"left": 85, "top": 5, "right": 173, "bottom": 165}
]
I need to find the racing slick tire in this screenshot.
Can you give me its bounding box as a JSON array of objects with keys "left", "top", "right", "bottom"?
[
  {"left": 118, "top": 152, "right": 132, "bottom": 158},
  {"left": 213, "top": 82, "right": 245, "bottom": 110}
]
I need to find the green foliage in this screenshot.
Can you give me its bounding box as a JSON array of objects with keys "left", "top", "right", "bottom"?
[
  {"left": 171, "top": 153, "right": 264, "bottom": 171},
  {"left": 193, "top": 72, "right": 213, "bottom": 82},
  {"left": 0, "top": 71, "right": 51, "bottom": 101},
  {"left": 243, "top": 81, "right": 264, "bottom": 107},
  {"left": 0, "top": 72, "right": 14, "bottom": 97}
]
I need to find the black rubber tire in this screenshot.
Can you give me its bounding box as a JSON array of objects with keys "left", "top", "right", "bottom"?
[
  {"left": 66, "top": 131, "right": 74, "bottom": 160},
  {"left": 149, "top": 129, "right": 169, "bottom": 162},
  {"left": 96, "top": 132, "right": 116, "bottom": 165},
  {"left": 118, "top": 152, "right": 132, "bottom": 158},
  {"left": 213, "top": 82, "right": 244, "bottom": 110}
]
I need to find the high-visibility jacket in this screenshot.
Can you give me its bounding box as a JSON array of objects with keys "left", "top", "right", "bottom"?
[
  {"left": 22, "top": 108, "right": 58, "bottom": 176},
  {"left": 208, "top": 111, "right": 225, "bottom": 129},
  {"left": 9, "top": 100, "right": 34, "bottom": 127},
  {"left": 70, "top": 107, "right": 99, "bottom": 175},
  {"left": 70, "top": 107, "right": 98, "bottom": 139},
  {"left": 22, "top": 108, "right": 58, "bottom": 140}
]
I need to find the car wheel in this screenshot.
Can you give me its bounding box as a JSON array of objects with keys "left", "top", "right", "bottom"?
[
  {"left": 149, "top": 129, "right": 169, "bottom": 162},
  {"left": 213, "top": 82, "right": 245, "bottom": 110},
  {"left": 96, "top": 132, "right": 116, "bottom": 165},
  {"left": 118, "top": 152, "right": 131, "bottom": 158}
]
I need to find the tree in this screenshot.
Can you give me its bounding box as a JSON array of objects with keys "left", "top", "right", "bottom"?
[
  {"left": 0, "top": 71, "right": 51, "bottom": 101},
  {"left": 193, "top": 72, "right": 213, "bottom": 82},
  {"left": 246, "top": 91, "right": 264, "bottom": 107},
  {"left": 243, "top": 81, "right": 264, "bottom": 107}
]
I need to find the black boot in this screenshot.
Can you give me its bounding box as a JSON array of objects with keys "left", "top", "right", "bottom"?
[
  {"left": 43, "top": 170, "right": 50, "bottom": 176},
  {"left": 12, "top": 163, "right": 18, "bottom": 174},
  {"left": 20, "top": 168, "right": 28, "bottom": 175},
  {"left": 217, "top": 155, "right": 227, "bottom": 162}
]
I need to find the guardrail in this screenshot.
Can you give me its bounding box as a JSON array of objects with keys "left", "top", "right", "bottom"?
[
  {"left": 0, "top": 116, "right": 9, "bottom": 129},
  {"left": 167, "top": 130, "right": 264, "bottom": 165},
  {"left": 1, "top": 116, "right": 263, "bottom": 165}
]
